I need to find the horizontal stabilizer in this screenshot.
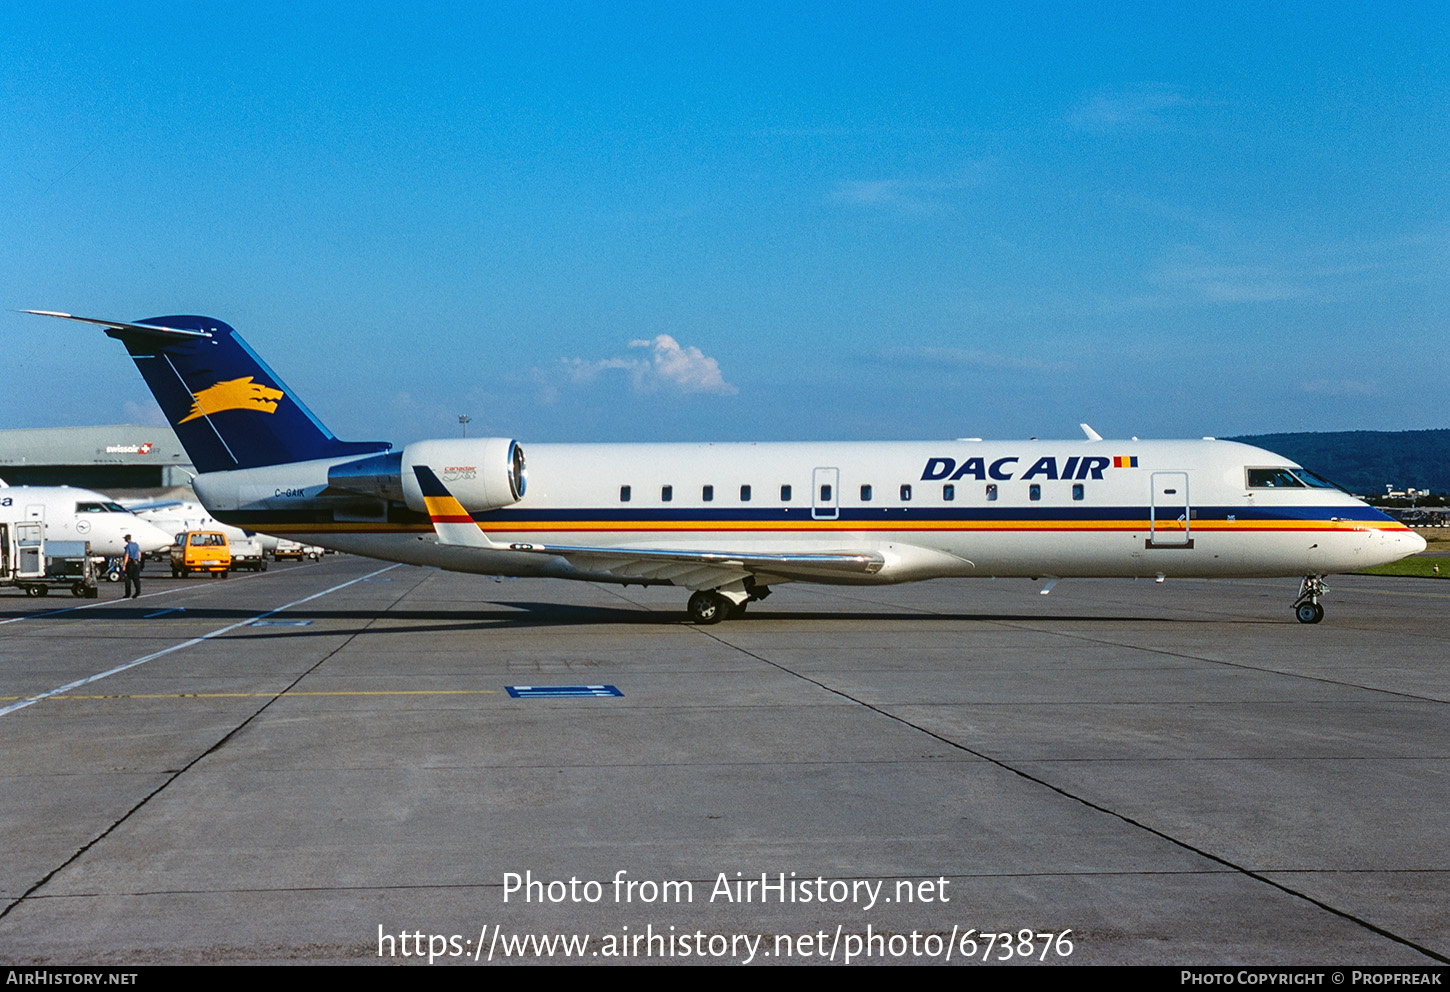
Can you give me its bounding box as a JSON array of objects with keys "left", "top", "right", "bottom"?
[{"left": 20, "top": 311, "right": 212, "bottom": 339}]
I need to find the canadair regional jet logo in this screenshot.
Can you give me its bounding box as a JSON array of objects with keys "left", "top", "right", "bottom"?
[{"left": 179, "top": 377, "right": 285, "bottom": 423}]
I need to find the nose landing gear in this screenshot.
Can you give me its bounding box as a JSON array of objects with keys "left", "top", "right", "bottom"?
[{"left": 1293, "top": 576, "right": 1326, "bottom": 624}]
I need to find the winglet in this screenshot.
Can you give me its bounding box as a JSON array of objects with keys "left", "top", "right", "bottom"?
[
  {"left": 1079, "top": 423, "right": 1103, "bottom": 442},
  {"left": 413, "top": 465, "right": 502, "bottom": 549}
]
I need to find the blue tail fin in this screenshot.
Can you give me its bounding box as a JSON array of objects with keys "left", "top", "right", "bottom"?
[{"left": 65, "top": 313, "right": 391, "bottom": 474}]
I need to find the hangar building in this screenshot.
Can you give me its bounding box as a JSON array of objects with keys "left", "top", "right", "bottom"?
[{"left": 0, "top": 425, "right": 195, "bottom": 494}]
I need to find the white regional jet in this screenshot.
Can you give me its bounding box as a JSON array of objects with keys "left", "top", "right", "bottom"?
[
  {"left": 26, "top": 310, "right": 1426, "bottom": 624},
  {"left": 0, "top": 480, "right": 172, "bottom": 557},
  {"left": 122, "top": 498, "right": 254, "bottom": 546}
]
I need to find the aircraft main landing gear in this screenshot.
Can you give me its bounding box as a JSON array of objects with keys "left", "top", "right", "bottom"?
[
  {"left": 1293, "top": 576, "right": 1326, "bottom": 624},
  {"left": 687, "top": 580, "right": 770, "bottom": 624},
  {"left": 688, "top": 590, "right": 731, "bottom": 625}
]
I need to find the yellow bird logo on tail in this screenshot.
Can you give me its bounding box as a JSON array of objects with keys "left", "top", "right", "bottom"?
[{"left": 179, "top": 377, "right": 284, "bottom": 423}]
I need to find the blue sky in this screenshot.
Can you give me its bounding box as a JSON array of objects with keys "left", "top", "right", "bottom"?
[{"left": 3, "top": 3, "right": 1446, "bottom": 445}]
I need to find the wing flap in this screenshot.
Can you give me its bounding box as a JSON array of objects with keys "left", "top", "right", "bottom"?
[{"left": 508, "top": 542, "right": 883, "bottom": 588}]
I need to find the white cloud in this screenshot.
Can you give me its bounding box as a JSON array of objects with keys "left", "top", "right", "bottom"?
[
  {"left": 557, "top": 335, "right": 738, "bottom": 396},
  {"left": 1069, "top": 84, "right": 1193, "bottom": 133},
  {"left": 830, "top": 166, "right": 989, "bottom": 212},
  {"left": 1300, "top": 379, "right": 1378, "bottom": 396},
  {"left": 560, "top": 356, "right": 638, "bottom": 385},
  {"left": 1152, "top": 262, "right": 1310, "bottom": 303},
  {"left": 881, "top": 346, "right": 1070, "bottom": 372},
  {"left": 833, "top": 179, "right": 913, "bottom": 207},
  {"left": 122, "top": 398, "right": 168, "bottom": 427},
  {"left": 632, "top": 335, "right": 738, "bottom": 395}
]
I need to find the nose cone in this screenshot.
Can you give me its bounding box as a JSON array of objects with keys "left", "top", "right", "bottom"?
[
  {"left": 133, "top": 518, "right": 174, "bottom": 554},
  {"left": 1355, "top": 526, "right": 1427, "bottom": 570}
]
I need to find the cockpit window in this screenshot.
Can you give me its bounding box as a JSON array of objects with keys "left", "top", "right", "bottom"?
[
  {"left": 1246, "top": 468, "right": 1306, "bottom": 489},
  {"left": 77, "top": 501, "right": 128, "bottom": 513},
  {"left": 1295, "top": 469, "right": 1347, "bottom": 492}
]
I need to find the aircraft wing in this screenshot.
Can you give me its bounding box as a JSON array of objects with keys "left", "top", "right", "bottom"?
[
  {"left": 119, "top": 498, "right": 186, "bottom": 512},
  {"left": 411, "top": 465, "right": 882, "bottom": 589},
  {"left": 504, "top": 541, "right": 884, "bottom": 589}
]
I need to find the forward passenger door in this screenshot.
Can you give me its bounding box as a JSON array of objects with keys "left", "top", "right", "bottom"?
[{"left": 1150, "top": 472, "right": 1191, "bottom": 546}]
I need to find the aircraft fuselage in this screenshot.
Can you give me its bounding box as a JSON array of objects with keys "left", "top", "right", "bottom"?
[{"left": 192, "top": 438, "right": 1422, "bottom": 584}]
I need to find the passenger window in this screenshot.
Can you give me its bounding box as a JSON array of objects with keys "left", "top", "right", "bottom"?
[
  {"left": 780, "top": 484, "right": 792, "bottom": 501},
  {"left": 900, "top": 484, "right": 912, "bottom": 501},
  {"left": 943, "top": 484, "right": 955, "bottom": 501},
  {"left": 661, "top": 485, "right": 673, "bottom": 502},
  {"left": 740, "top": 485, "right": 752, "bottom": 502},
  {"left": 620, "top": 485, "right": 631, "bottom": 503},
  {"left": 820, "top": 484, "right": 832, "bottom": 501},
  {"left": 702, "top": 485, "right": 714, "bottom": 502},
  {"left": 1072, "top": 483, "right": 1084, "bottom": 501},
  {"left": 986, "top": 484, "right": 998, "bottom": 502},
  {"left": 1029, "top": 484, "right": 1041, "bottom": 501},
  {"left": 860, "top": 484, "right": 872, "bottom": 501}
]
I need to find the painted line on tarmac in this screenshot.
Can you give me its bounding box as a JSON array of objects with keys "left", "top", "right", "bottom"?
[
  {"left": 0, "top": 564, "right": 401, "bottom": 718},
  {"left": 0, "top": 689, "right": 499, "bottom": 702},
  {"left": 0, "top": 560, "right": 330, "bottom": 628}
]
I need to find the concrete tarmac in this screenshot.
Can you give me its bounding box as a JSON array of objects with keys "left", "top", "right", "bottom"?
[{"left": 0, "top": 556, "right": 1446, "bottom": 965}]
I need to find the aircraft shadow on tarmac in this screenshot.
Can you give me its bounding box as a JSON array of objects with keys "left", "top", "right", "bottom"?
[{"left": 0, "top": 599, "right": 1252, "bottom": 635}]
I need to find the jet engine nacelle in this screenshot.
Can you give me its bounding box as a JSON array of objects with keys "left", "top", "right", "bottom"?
[
  {"left": 399, "top": 438, "right": 527, "bottom": 512},
  {"left": 325, "top": 438, "right": 526, "bottom": 512}
]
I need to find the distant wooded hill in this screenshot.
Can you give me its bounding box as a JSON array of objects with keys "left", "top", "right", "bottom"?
[{"left": 1225, "top": 430, "right": 1450, "bottom": 495}]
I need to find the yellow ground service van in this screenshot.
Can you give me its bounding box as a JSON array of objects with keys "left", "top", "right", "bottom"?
[{"left": 171, "top": 530, "right": 231, "bottom": 578}]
